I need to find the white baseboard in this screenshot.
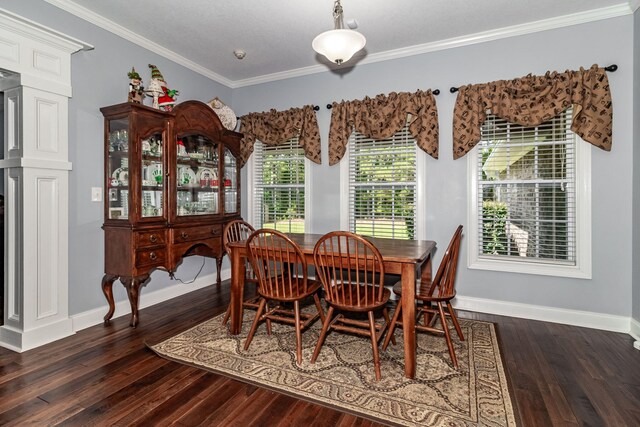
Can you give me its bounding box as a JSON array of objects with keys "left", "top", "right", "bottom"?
[
  {"left": 0, "top": 317, "right": 74, "bottom": 352},
  {"left": 453, "top": 295, "right": 631, "bottom": 333},
  {"left": 630, "top": 318, "right": 640, "bottom": 342},
  {"left": 72, "top": 268, "right": 231, "bottom": 332}
]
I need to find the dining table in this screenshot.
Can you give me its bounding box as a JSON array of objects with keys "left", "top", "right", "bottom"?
[{"left": 227, "top": 233, "right": 437, "bottom": 379}]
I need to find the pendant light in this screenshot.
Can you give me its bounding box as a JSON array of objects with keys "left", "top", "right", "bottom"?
[{"left": 312, "top": 0, "right": 366, "bottom": 65}]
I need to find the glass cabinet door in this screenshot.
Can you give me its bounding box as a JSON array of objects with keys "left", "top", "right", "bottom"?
[
  {"left": 176, "top": 135, "right": 220, "bottom": 216},
  {"left": 107, "top": 118, "right": 130, "bottom": 220},
  {"left": 141, "top": 133, "right": 164, "bottom": 218},
  {"left": 223, "top": 147, "right": 238, "bottom": 213}
]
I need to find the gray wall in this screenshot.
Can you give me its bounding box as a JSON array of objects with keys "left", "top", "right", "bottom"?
[
  {"left": 233, "top": 16, "right": 634, "bottom": 317},
  {"left": 1, "top": 0, "right": 233, "bottom": 314},
  {"left": 1, "top": 1, "right": 637, "bottom": 320},
  {"left": 633, "top": 9, "right": 640, "bottom": 323}
]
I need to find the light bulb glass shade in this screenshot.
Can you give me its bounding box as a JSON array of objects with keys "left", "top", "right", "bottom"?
[{"left": 312, "top": 29, "right": 366, "bottom": 64}]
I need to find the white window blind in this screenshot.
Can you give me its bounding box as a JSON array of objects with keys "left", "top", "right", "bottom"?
[
  {"left": 347, "top": 125, "right": 417, "bottom": 240},
  {"left": 477, "top": 108, "right": 576, "bottom": 265},
  {"left": 253, "top": 136, "right": 305, "bottom": 233}
]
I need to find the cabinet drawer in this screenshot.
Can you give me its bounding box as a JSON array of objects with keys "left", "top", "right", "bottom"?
[
  {"left": 172, "top": 225, "right": 222, "bottom": 243},
  {"left": 135, "top": 231, "right": 166, "bottom": 248},
  {"left": 135, "top": 247, "right": 166, "bottom": 267}
]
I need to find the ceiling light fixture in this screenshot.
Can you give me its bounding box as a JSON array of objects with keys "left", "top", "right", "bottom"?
[{"left": 312, "top": 0, "right": 366, "bottom": 66}]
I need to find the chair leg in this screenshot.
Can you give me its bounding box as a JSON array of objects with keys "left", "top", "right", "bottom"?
[
  {"left": 222, "top": 304, "right": 231, "bottom": 325},
  {"left": 437, "top": 302, "right": 458, "bottom": 368},
  {"left": 382, "top": 308, "right": 396, "bottom": 346},
  {"left": 382, "top": 301, "right": 402, "bottom": 351},
  {"left": 368, "top": 311, "right": 382, "bottom": 381},
  {"left": 313, "top": 293, "right": 325, "bottom": 323},
  {"left": 446, "top": 301, "right": 464, "bottom": 341},
  {"left": 311, "top": 306, "right": 334, "bottom": 363},
  {"left": 244, "top": 298, "right": 267, "bottom": 351},
  {"left": 294, "top": 300, "right": 303, "bottom": 365}
]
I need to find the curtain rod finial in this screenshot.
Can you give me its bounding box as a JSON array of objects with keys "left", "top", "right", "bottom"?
[
  {"left": 433, "top": 89, "right": 440, "bottom": 96},
  {"left": 450, "top": 87, "right": 459, "bottom": 93},
  {"left": 605, "top": 64, "right": 618, "bottom": 72}
]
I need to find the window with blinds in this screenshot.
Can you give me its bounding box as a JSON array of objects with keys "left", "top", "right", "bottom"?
[
  {"left": 346, "top": 126, "right": 417, "bottom": 240},
  {"left": 477, "top": 109, "right": 576, "bottom": 264},
  {"left": 252, "top": 137, "right": 305, "bottom": 233}
]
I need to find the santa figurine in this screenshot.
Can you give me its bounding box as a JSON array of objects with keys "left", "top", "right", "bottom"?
[
  {"left": 127, "top": 67, "right": 144, "bottom": 104},
  {"left": 146, "top": 64, "right": 179, "bottom": 111}
]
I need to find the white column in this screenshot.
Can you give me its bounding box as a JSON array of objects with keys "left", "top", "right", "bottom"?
[{"left": 0, "top": 8, "right": 91, "bottom": 351}]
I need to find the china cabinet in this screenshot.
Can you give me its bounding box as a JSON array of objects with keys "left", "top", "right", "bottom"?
[{"left": 100, "top": 101, "right": 242, "bottom": 327}]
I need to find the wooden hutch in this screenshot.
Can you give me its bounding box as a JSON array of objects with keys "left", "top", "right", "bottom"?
[{"left": 100, "top": 100, "right": 242, "bottom": 327}]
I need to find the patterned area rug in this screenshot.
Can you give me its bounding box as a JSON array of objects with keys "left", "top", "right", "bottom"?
[{"left": 150, "top": 310, "right": 516, "bottom": 426}]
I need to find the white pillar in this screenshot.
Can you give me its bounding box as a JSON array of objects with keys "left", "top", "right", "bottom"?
[{"left": 0, "top": 8, "right": 91, "bottom": 351}]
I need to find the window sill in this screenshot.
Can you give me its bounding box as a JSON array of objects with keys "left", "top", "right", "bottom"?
[{"left": 468, "top": 256, "right": 591, "bottom": 279}]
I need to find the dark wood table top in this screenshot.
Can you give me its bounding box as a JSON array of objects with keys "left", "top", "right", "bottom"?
[{"left": 229, "top": 233, "right": 436, "bottom": 264}]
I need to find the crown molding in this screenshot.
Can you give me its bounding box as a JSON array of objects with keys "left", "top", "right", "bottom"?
[
  {"left": 0, "top": 6, "right": 92, "bottom": 53},
  {"left": 43, "top": 0, "right": 234, "bottom": 88},
  {"left": 43, "top": 0, "right": 632, "bottom": 89},
  {"left": 233, "top": 3, "right": 632, "bottom": 87}
]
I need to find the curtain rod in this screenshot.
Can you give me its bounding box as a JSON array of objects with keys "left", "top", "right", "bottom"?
[
  {"left": 448, "top": 64, "right": 619, "bottom": 94},
  {"left": 325, "top": 89, "right": 441, "bottom": 109}
]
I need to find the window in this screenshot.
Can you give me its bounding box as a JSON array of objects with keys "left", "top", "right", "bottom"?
[
  {"left": 249, "top": 136, "right": 307, "bottom": 233},
  {"left": 341, "top": 124, "right": 426, "bottom": 240},
  {"left": 468, "top": 108, "right": 591, "bottom": 278}
]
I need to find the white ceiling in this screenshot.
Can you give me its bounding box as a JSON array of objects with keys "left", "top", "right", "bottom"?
[{"left": 46, "top": 0, "right": 633, "bottom": 87}]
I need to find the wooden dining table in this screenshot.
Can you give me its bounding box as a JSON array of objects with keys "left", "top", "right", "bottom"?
[{"left": 227, "top": 233, "right": 436, "bottom": 379}]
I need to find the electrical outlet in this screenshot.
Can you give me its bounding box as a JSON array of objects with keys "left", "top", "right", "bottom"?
[{"left": 91, "top": 187, "right": 102, "bottom": 202}]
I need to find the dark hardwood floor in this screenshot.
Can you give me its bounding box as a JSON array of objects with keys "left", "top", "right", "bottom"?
[{"left": 1, "top": 282, "right": 639, "bottom": 426}]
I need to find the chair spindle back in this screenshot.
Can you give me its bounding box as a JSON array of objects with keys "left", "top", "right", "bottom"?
[
  {"left": 246, "top": 229, "right": 309, "bottom": 299},
  {"left": 421, "top": 225, "right": 463, "bottom": 298},
  {"left": 314, "top": 231, "right": 385, "bottom": 308}
]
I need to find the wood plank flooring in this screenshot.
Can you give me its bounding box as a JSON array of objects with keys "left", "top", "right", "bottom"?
[{"left": 1, "top": 282, "right": 639, "bottom": 426}]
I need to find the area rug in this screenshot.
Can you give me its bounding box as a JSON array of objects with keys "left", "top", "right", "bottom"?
[{"left": 149, "top": 309, "right": 516, "bottom": 426}]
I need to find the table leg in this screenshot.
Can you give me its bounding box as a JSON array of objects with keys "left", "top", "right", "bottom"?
[
  {"left": 401, "top": 263, "right": 416, "bottom": 379},
  {"left": 229, "top": 247, "right": 246, "bottom": 334}
]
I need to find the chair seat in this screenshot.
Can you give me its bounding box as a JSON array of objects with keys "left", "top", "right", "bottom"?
[
  {"left": 327, "top": 285, "right": 391, "bottom": 312},
  {"left": 392, "top": 280, "right": 452, "bottom": 302},
  {"left": 258, "top": 277, "right": 322, "bottom": 302}
]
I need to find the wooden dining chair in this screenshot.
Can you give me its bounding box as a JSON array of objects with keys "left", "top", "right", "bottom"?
[
  {"left": 382, "top": 225, "right": 464, "bottom": 368},
  {"left": 244, "top": 229, "right": 325, "bottom": 364},
  {"left": 221, "top": 219, "right": 260, "bottom": 325},
  {"left": 310, "top": 231, "right": 394, "bottom": 381}
]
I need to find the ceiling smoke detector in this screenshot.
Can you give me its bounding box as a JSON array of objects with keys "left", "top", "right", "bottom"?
[{"left": 233, "top": 49, "right": 246, "bottom": 60}]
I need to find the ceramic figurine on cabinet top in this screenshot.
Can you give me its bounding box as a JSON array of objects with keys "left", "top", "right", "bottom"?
[
  {"left": 207, "top": 97, "right": 237, "bottom": 131},
  {"left": 146, "top": 64, "right": 179, "bottom": 111},
  {"left": 127, "top": 67, "right": 145, "bottom": 104}
]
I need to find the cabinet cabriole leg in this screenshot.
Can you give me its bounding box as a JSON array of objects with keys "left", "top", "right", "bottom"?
[{"left": 102, "top": 274, "right": 118, "bottom": 325}]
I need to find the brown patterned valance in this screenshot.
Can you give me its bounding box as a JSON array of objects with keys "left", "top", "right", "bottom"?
[
  {"left": 452, "top": 64, "right": 612, "bottom": 159},
  {"left": 238, "top": 105, "right": 321, "bottom": 167},
  {"left": 328, "top": 89, "right": 439, "bottom": 165}
]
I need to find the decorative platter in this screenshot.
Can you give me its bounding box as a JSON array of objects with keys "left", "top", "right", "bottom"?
[
  {"left": 177, "top": 166, "right": 197, "bottom": 187},
  {"left": 112, "top": 167, "right": 129, "bottom": 186},
  {"left": 196, "top": 168, "right": 217, "bottom": 187}
]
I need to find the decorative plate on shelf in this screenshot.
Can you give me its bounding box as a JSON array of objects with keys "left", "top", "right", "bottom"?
[
  {"left": 207, "top": 97, "right": 237, "bottom": 131},
  {"left": 196, "top": 168, "right": 217, "bottom": 187},
  {"left": 177, "top": 166, "right": 197, "bottom": 187},
  {"left": 112, "top": 167, "right": 129, "bottom": 186}
]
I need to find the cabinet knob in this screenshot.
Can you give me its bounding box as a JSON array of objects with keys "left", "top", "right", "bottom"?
[
  {"left": 181, "top": 232, "right": 189, "bottom": 239},
  {"left": 149, "top": 252, "right": 157, "bottom": 261},
  {"left": 149, "top": 234, "right": 158, "bottom": 243},
  {"left": 211, "top": 229, "right": 217, "bottom": 235}
]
